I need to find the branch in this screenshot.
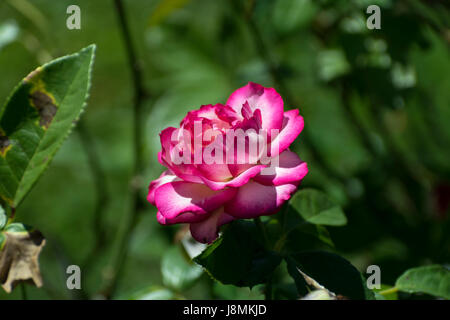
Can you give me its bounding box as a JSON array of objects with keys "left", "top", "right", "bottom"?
[
  {"left": 100, "top": 0, "right": 149, "bottom": 299},
  {"left": 77, "top": 121, "right": 109, "bottom": 270}
]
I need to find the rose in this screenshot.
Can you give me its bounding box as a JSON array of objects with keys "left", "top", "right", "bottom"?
[{"left": 147, "top": 82, "right": 308, "bottom": 243}]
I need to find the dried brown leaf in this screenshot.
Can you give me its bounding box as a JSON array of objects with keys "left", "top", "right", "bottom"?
[{"left": 0, "top": 229, "right": 46, "bottom": 293}]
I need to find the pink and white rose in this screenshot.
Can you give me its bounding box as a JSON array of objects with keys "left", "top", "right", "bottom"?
[{"left": 147, "top": 82, "right": 308, "bottom": 243}]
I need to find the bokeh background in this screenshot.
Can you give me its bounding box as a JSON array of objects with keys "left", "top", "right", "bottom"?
[{"left": 0, "top": 0, "right": 449, "bottom": 299}]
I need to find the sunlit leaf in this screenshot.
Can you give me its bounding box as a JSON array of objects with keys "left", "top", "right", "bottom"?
[
  {"left": 374, "top": 284, "right": 398, "bottom": 300},
  {"left": 0, "top": 45, "right": 96, "bottom": 207},
  {"left": 395, "top": 265, "right": 450, "bottom": 299},
  {"left": 288, "top": 188, "right": 347, "bottom": 226}
]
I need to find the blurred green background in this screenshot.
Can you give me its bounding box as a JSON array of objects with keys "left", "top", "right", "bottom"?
[{"left": 0, "top": 0, "right": 449, "bottom": 299}]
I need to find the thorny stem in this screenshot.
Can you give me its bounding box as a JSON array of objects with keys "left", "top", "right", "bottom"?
[{"left": 101, "top": 0, "right": 148, "bottom": 299}]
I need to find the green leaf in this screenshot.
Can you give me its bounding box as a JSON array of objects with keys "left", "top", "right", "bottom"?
[
  {"left": 288, "top": 188, "right": 347, "bottom": 226},
  {"left": 212, "top": 282, "right": 265, "bottom": 300},
  {"left": 395, "top": 265, "right": 450, "bottom": 299},
  {"left": 161, "top": 246, "right": 203, "bottom": 291},
  {"left": 0, "top": 205, "right": 6, "bottom": 229},
  {"left": 293, "top": 224, "right": 334, "bottom": 248},
  {"left": 0, "top": 44, "right": 96, "bottom": 207},
  {"left": 126, "top": 285, "right": 178, "bottom": 300},
  {"left": 243, "top": 250, "right": 282, "bottom": 288},
  {"left": 268, "top": 214, "right": 333, "bottom": 254},
  {"left": 374, "top": 292, "right": 386, "bottom": 300},
  {"left": 286, "top": 250, "right": 374, "bottom": 300},
  {"left": 374, "top": 284, "right": 398, "bottom": 300},
  {"left": 3, "top": 222, "right": 30, "bottom": 233},
  {"left": 280, "top": 223, "right": 334, "bottom": 255},
  {"left": 194, "top": 220, "right": 282, "bottom": 288}
]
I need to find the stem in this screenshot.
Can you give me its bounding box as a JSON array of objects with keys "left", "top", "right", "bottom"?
[
  {"left": 101, "top": 0, "right": 148, "bottom": 299},
  {"left": 77, "top": 121, "right": 109, "bottom": 269},
  {"left": 9, "top": 207, "right": 16, "bottom": 221},
  {"left": 113, "top": 0, "right": 147, "bottom": 175},
  {"left": 20, "top": 283, "right": 28, "bottom": 300}
]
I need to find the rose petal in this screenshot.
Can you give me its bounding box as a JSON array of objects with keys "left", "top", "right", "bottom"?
[
  {"left": 189, "top": 130, "right": 235, "bottom": 182},
  {"left": 226, "top": 82, "right": 284, "bottom": 132},
  {"left": 215, "top": 104, "right": 240, "bottom": 124},
  {"left": 269, "top": 109, "right": 304, "bottom": 157},
  {"left": 223, "top": 117, "right": 266, "bottom": 170},
  {"left": 199, "top": 164, "right": 266, "bottom": 191},
  {"left": 156, "top": 211, "right": 205, "bottom": 225},
  {"left": 147, "top": 170, "right": 179, "bottom": 205},
  {"left": 254, "top": 150, "right": 308, "bottom": 186},
  {"left": 182, "top": 104, "right": 235, "bottom": 132},
  {"left": 159, "top": 127, "right": 203, "bottom": 183},
  {"left": 196, "top": 162, "right": 233, "bottom": 182},
  {"left": 225, "top": 180, "right": 298, "bottom": 219},
  {"left": 189, "top": 207, "right": 235, "bottom": 244},
  {"left": 184, "top": 104, "right": 218, "bottom": 122},
  {"left": 155, "top": 181, "right": 237, "bottom": 220}
]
